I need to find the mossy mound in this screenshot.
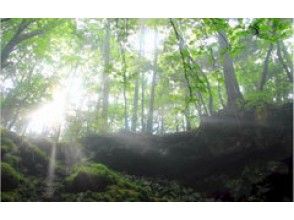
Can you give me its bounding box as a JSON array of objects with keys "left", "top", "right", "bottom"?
[
  {"left": 1, "top": 129, "right": 49, "bottom": 177},
  {"left": 1, "top": 162, "right": 24, "bottom": 191},
  {"left": 62, "top": 163, "right": 206, "bottom": 201},
  {"left": 63, "top": 163, "right": 153, "bottom": 201},
  {"left": 65, "top": 163, "right": 120, "bottom": 193}
]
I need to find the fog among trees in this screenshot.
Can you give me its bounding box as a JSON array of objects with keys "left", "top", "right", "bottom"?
[{"left": 1, "top": 18, "right": 293, "bottom": 202}]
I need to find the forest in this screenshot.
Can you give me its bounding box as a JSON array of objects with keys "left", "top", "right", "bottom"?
[{"left": 0, "top": 18, "right": 293, "bottom": 202}]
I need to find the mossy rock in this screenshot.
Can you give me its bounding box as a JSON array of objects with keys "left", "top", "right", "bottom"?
[
  {"left": 65, "top": 163, "right": 119, "bottom": 193},
  {"left": 63, "top": 163, "right": 156, "bottom": 201},
  {"left": 1, "top": 162, "right": 24, "bottom": 191}
]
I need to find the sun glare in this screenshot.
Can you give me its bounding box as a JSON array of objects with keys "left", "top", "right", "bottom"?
[
  {"left": 26, "top": 87, "right": 66, "bottom": 134},
  {"left": 26, "top": 71, "right": 88, "bottom": 135}
]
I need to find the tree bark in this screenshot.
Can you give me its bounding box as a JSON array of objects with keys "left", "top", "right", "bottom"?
[
  {"left": 277, "top": 41, "right": 293, "bottom": 82},
  {"left": 184, "top": 107, "right": 191, "bottom": 131},
  {"left": 280, "top": 41, "right": 293, "bottom": 79},
  {"left": 217, "top": 30, "right": 243, "bottom": 109},
  {"left": 209, "top": 47, "right": 225, "bottom": 108},
  {"left": 140, "top": 26, "right": 146, "bottom": 132},
  {"left": 121, "top": 37, "right": 129, "bottom": 130},
  {"left": 146, "top": 28, "right": 158, "bottom": 133},
  {"left": 131, "top": 78, "right": 139, "bottom": 132},
  {"left": 116, "top": 19, "right": 129, "bottom": 130},
  {"left": 101, "top": 19, "right": 111, "bottom": 132},
  {"left": 259, "top": 43, "right": 273, "bottom": 91},
  {"left": 170, "top": 19, "right": 193, "bottom": 101}
]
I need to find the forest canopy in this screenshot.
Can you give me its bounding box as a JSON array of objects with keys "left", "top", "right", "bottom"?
[{"left": 1, "top": 18, "right": 293, "bottom": 140}]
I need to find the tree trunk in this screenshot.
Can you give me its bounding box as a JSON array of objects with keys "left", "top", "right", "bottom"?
[
  {"left": 117, "top": 19, "right": 129, "bottom": 131},
  {"left": 146, "top": 28, "right": 158, "bottom": 134},
  {"left": 280, "top": 41, "right": 293, "bottom": 79},
  {"left": 140, "top": 26, "right": 146, "bottom": 132},
  {"left": 259, "top": 43, "right": 273, "bottom": 91},
  {"left": 131, "top": 78, "right": 139, "bottom": 132},
  {"left": 170, "top": 19, "right": 193, "bottom": 102},
  {"left": 184, "top": 107, "right": 191, "bottom": 131},
  {"left": 121, "top": 45, "right": 129, "bottom": 130},
  {"left": 217, "top": 30, "right": 243, "bottom": 109},
  {"left": 277, "top": 41, "right": 293, "bottom": 82},
  {"left": 209, "top": 47, "right": 225, "bottom": 108},
  {"left": 131, "top": 25, "right": 144, "bottom": 132},
  {"left": 160, "top": 117, "right": 165, "bottom": 135},
  {"left": 101, "top": 19, "right": 111, "bottom": 132}
]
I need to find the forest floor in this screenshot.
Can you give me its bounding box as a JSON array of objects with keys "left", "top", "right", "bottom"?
[{"left": 1, "top": 102, "right": 293, "bottom": 201}]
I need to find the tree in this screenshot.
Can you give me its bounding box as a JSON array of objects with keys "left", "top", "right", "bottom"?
[
  {"left": 277, "top": 41, "right": 293, "bottom": 82},
  {"left": 115, "top": 18, "right": 130, "bottom": 130},
  {"left": 146, "top": 28, "right": 158, "bottom": 133},
  {"left": 217, "top": 29, "right": 243, "bottom": 109},
  {"left": 259, "top": 43, "right": 273, "bottom": 91},
  {"left": 1, "top": 19, "right": 63, "bottom": 69},
  {"left": 100, "top": 19, "right": 111, "bottom": 132}
]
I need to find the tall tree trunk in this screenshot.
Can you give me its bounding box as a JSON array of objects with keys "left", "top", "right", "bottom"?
[
  {"left": 217, "top": 30, "right": 243, "bottom": 109},
  {"left": 140, "top": 26, "right": 146, "bottom": 132},
  {"left": 160, "top": 115, "right": 165, "bottom": 135},
  {"left": 259, "top": 43, "right": 273, "bottom": 91},
  {"left": 175, "top": 115, "right": 179, "bottom": 133},
  {"left": 146, "top": 28, "right": 158, "bottom": 134},
  {"left": 101, "top": 19, "right": 111, "bottom": 132},
  {"left": 280, "top": 41, "right": 293, "bottom": 79},
  {"left": 141, "top": 73, "right": 145, "bottom": 132},
  {"left": 170, "top": 19, "right": 193, "bottom": 102},
  {"left": 170, "top": 19, "right": 212, "bottom": 115},
  {"left": 131, "top": 25, "right": 144, "bottom": 132},
  {"left": 115, "top": 18, "right": 129, "bottom": 130},
  {"left": 131, "top": 78, "right": 139, "bottom": 132},
  {"left": 209, "top": 47, "right": 225, "bottom": 108},
  {"left": 196, "top": 92, "right": 209, "bottom": 115},
  {"left": 277, "top": 41, "right": 293, "bottom": 82},
  {"left": 121, "top": 44, "right": 129, "bottom": 130},
  {"left": 116, "top": 18, "right": 129, "bottom": 130},
  {"left": 206, "top": 78, "right": 214, "bottom": 115}
]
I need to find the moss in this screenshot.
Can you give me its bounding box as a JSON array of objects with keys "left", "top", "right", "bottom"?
[
  {"left": 1, "top": 162, "right": 24, "bottom": 191},
  {"left": 1, "top": 191, "right": 22, "bottom": 202},
  {"left": 65, "top": 163, "right": 119, "bottom": 193},
  {"left": 3, "top": 154, "right": 21, "bottom": 167},
  {"left": 63, "top": 163, "right": 153, "bottom": 201},
  {"left": 1, "top": 136, "right": 17, "bottom": 156}
]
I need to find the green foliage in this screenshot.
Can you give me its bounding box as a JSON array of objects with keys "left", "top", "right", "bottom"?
[
  {"left": 244, "top": 91, "right": 273, "bottom": 109},
  {"left": 1, "top": 135, "right": 17, "bottom": 155},
  {"left": 1, "top": 162, "right": 24, "bottom": 191},
  {"left": 1, "top": 18, "right": 293, "bottom": 135}
]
